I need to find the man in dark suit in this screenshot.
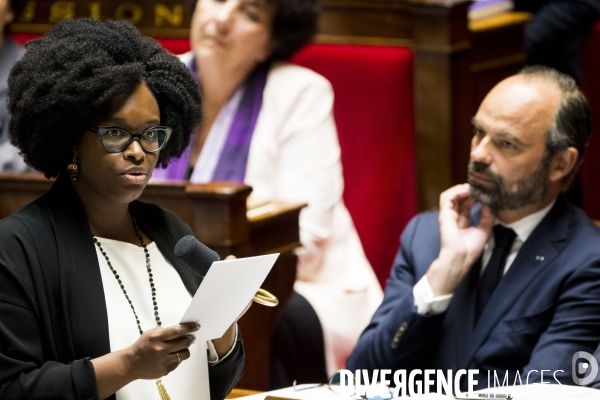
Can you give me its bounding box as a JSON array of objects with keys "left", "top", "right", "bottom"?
[{"left": 347, "top": 65, "right": 600, "bottom": 392}]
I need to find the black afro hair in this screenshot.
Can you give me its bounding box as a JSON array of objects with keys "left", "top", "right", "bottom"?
[{"left": 8, "top": 18, "right": 202, "bottom": 178}]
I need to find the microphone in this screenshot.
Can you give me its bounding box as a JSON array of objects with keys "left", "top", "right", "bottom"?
[
  {"left": 174, "top": 235, "right": 278, "bottom": 307},
  {"left": 174, "top": 235, "right": 219, "bottom": 279}
]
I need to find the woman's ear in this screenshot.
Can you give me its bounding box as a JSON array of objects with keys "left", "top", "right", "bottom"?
[
  {"left": 549, "top": 147, "right": 579, "bottom": 183},
  {"left": 67, "top": 149, "right": 79, "bottom": 181}
]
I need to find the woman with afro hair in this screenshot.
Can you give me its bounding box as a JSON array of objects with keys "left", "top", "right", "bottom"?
[
  {"left": 0, "top": 18, "right": 244, "bottom": 400},
  {"left": 153, "top": 0, "right": 383, "bottom": 388}
]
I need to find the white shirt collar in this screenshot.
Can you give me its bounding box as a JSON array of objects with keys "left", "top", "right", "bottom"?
[{"left": 495, "top": 199, "right": 556, "bottom": 243}]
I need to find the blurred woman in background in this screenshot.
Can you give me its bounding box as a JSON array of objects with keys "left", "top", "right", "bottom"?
[
  {"left": 0, "top": 0, "right": 32, "bottom": 172},
  {"left": 154, "top": 0, "right": 383, "bottom": 387}
]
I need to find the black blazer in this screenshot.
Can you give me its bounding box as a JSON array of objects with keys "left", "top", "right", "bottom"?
[{"left": 0, "top": 174, "right": 244, "bottom": 399}]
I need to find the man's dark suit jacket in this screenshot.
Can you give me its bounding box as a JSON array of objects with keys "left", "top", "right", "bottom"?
[
  {"left": 0, "top": 175, "right": 244, "bottom": 400},
  {"left": 347, "top": 197, "right": 600, "bottom": 391}
]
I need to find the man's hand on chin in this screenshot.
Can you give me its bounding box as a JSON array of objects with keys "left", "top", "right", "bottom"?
[{"left": 426, "top": 183, "right": 494, "bottom": 296}]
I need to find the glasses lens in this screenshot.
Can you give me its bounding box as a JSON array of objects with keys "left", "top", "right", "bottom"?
[
  {"left": 328, "top": 371, "right": 354, "bottom": 395},
  {"left": 330, "top": 372, "right": 341, "bottom": 385},
  {"left": 141, "top": 128, "right": 169, "bottom": 152},
  {"left": 100, "top": 128, "right": 130, "bottom": 152}
]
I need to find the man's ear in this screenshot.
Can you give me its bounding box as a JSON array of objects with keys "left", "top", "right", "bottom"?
[{"left": 549, "top": 147, "right": 579, "bottom": 183}]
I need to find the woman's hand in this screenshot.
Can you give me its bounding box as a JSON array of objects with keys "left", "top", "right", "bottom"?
[
  {"left": 212, "top": 300, "right": 252, "bottom": 358},
  {"left": 125, "top": 323, "right": 199, "bottom": 380},
  {"left": 92, "top": 322, "right": 199, "bottom": 399}
]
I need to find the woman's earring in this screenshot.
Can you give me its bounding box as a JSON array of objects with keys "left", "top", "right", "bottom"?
[{"left": 67, "top": 153, "right": 78, "bottom": 181}]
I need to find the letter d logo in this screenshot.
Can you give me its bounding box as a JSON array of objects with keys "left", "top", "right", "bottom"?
[{"left": 572, "top": 351, "right": 598, "bottom": 385}]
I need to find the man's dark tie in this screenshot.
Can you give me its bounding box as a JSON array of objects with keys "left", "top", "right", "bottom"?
[{"left": 476, "top": 225, "right": 517, "bottom": 321}]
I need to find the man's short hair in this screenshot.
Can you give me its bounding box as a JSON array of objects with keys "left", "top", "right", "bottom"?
[{"left": 517, "top": 65, "right": 592, "bottom": 187}]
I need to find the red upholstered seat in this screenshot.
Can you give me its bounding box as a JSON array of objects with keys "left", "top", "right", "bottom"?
[
  {"left": 155, "top": 37, "right": 191, "bottom": 55},
  {"left": 10, "top": 34, "right": 417, "bottom": 287},
  {"left": 9, "top": 32, "right": 40, "bottom": 44},
  {"left": 291, "top": 44, "right": 417, "bottom": 288},
  {"left": 582, "top": 22, "right": 600, "bottom": 220},
  {"left": 10, "top": 33, "right": 188, "bottom": 53}
]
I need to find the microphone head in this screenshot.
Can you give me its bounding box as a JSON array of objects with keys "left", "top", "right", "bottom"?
[{"left": 174, "top": 235, "right": 219, "bottom": 277}]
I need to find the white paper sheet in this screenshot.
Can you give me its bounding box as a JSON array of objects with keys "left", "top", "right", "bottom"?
[{"left": 180, "top": 253, "right": 279, "bottom": 341}]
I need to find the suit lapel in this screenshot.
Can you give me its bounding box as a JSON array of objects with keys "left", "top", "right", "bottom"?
[
  {"left": 443, "top": 257, "right": 480, "bottom": 368},
  {"left": 460, "top": 197, "right": 571, "bottom": 368}
]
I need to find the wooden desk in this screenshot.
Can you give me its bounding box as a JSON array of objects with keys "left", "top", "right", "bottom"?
[{"left": 0, "top": 173, "right": 304, "bottom": 390}]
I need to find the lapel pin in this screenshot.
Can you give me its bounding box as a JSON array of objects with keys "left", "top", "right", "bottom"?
[{"left": 536, "top": 255, "right": 545, "bottom": 262}]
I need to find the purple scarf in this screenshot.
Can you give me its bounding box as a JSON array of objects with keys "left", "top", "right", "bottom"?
[{"left": 154, "top": 55, "right": 269, "bottom": 182}]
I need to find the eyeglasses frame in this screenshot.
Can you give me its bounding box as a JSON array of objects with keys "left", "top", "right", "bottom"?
[{"left": 88, "top": 126, "right": 173, "bottom": 153}]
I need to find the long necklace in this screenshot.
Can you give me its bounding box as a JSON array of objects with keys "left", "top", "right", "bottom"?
[{"left": 93, "top": 208, "right": 172, "bottom": 400}]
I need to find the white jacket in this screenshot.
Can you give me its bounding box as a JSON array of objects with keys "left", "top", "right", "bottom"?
[{"left": 181, "top": 52, "right": 383, "bottom": 373}]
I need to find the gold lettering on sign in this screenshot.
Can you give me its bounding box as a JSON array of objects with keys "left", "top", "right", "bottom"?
[
  {"left": 49, "top": 1, "right": 75, "bottom": 23},
  {"left": 115, "top": 3, "right": 143, "bottom": 25},
  {"left": 154, "top": 4, "right": 183, "bottom": 27},
  {"left": 18, "top": 1, "right": 36, "bottom": 23},
  {"left": 90, "top": 2, "right": 102, "bottom": 20}
]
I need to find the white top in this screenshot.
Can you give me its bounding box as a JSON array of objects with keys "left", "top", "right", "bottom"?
[
  {"left": 414, "top": 200, "right": 556, "bottom": 315},
  {"left": 241, "top": 61, "right": 384, "bottom": 374},
  {"left": 95, "top": 238, "right": 212, "bottom": 400}
]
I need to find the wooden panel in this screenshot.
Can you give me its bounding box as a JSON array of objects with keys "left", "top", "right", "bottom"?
[
  {"left": 0, "top": 173, "right": 53, "bottom": 215},
  {"left": 0, "top": 173, "right": 304, "bottom": 391},
  {"left": 319, "top": 1, "right": 412, "bottom": 41},
  {"left": 411, "top": 2, "right": 470, "bottom": 209},
  {"left": 11, "top": 0, "right": 192, "bottom": 37},
  {"left": 227, "top": 388, "right": 262, "bottom": 399}
]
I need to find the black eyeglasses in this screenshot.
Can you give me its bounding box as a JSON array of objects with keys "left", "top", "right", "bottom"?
[{"left": 89, "top": 126, "right": 172, "bottom": 153}]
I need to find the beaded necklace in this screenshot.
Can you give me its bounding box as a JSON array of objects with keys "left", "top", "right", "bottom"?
[{"left": 93, "top": 208, "right": 172, "bottom": 400}]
